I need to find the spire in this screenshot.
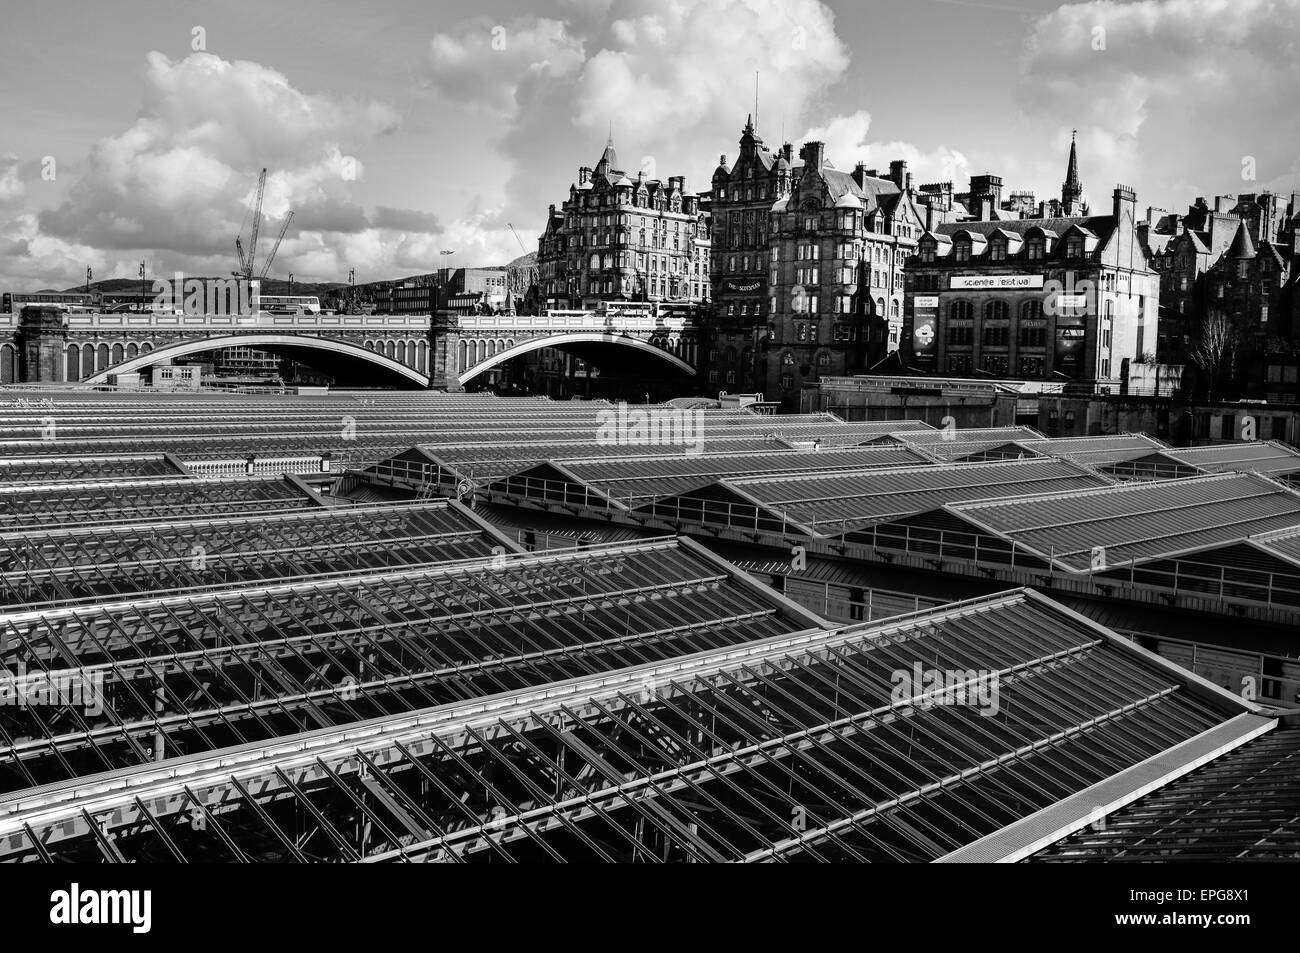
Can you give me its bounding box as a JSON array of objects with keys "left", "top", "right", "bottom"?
[
  {"left": 595, "top": 128, "right": 619, "bottom": 177},
  {"left": 1226, "top": 220, "right": 1258, "bottom": 260},
  {"left": 1061, "top": 129, "right": 1084, "bottom": 213}
]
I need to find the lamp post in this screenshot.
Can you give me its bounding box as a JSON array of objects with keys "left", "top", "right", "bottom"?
[{"left": 439, "top": 250, "right": 456, "bottom": 314}]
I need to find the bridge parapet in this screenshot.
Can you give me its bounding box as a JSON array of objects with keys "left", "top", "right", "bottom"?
[{"left": 61, "top": 312, "right": 432, "bottom": 332}]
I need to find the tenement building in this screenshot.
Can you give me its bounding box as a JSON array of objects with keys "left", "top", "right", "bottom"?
[
  {"left": 536, "top": 138, "right": 710, "bottom": 311},
  {"left": 707, "top": 116, "right": 795, "bottom": 391},
  {"left": 903, "top": 146, "right": 1157, "bottom": 385},
  {"left": 763, "top": 141, "right": 926, "bottom": 408}
]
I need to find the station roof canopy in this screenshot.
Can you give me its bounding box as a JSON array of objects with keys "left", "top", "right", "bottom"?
[
  {"left": 485, "top": 444, "right": 933, "bottom": 509},
  {"left": 0, "top": 452, "right": 192, "bottom": 484},
  {"left": 635, "top": 458, "right": 1113, "bottom": 537},
  {"left": 0, "top": 474, "right": 325, "bottom": 533},
  {"left": 873, "top": 472, "right": 1300, "bottom": 574},
  {"left": 0, "top": 587, "right": 1268, "bottom": 863},
  {"left": 1107, "top": 440, "right": 1300, "bottom": 480},
  {"left": 0, "top": 499, "right": 513, "bottom": 610},
  {"left": 1028, "top": 726, "right": 1300, "bottom": 862},
  {"left": 0, "top": 536, "right": 828, "bottom": 813}
]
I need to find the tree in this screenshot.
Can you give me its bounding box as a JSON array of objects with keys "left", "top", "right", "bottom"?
[{"left": 1187, "top": 309, "right": 1242, "bottom": 401}]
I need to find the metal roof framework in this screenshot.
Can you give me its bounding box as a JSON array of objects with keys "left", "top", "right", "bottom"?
[
  {"left": 1104, "top": 441, "right": 1300, "bottom": 481},
  {"left": 0, "top": 453, "right": 192, "bottom": 484},
  {"left": 1029, "top": 726, "right": 1300, "bottom": 862},
  {"left": 0, "top": 500, "right": 515, "bottom": 610},
  {"left": 484, "top": 445, "right": 933, "bottom": 511},
  {"left": 0, "top": 474, "right": 325, "bottom": 533},
  {"left": 0, "top": 537, "right": 826, "bottom": 805},
  {"left": 626, "top": 459, "right": 1114, "bottom": 538},
  {"left": 0, "top": 588, "right": 1263, "bottom": 863},
  {"left": 850, "top": 474, "right": 1300, "bottom": 610}
]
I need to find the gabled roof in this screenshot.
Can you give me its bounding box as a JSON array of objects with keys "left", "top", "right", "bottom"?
[{"left": 929, "top": 472, "right": 1300, "bottom": 572}]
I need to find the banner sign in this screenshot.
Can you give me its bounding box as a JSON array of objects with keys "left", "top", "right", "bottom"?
[
  {"left": 912, "top": 297, "right": 939, "bottom": 370},
  {"left": 949, "top": 274, "right": 1044, "bottom": 290},
  {"left": 1055, "top": 319, "right": 1087, "bottom": 377},
  {"left": 723, "top": 279, "right": 763, "bottom": 293}
]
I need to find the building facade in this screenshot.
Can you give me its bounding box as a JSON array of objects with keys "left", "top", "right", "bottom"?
[
  {"left": 536, "top": 139, "right": 710, "bottom": 312},
  {"left": 903, "top": 144, "right": 1158, "bottom": 387},
  {"left": 706, "top": 116, "right": 794, "bottom": 392}
]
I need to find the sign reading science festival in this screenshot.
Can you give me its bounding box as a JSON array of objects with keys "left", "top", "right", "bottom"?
[{"left": 949, "top": 275, "right": 1045, "bottom": 290}]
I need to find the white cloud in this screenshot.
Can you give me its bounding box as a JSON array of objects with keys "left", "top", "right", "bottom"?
[
  {"left": 427, "top": 17, "right": 586, "bottom": 117},
  {"left": 0, "top": 52, "right": 462, "bottom": 288},
  {"left": 795, "top": 111, "right": 972, "bottom": 188},
  {"left": 1016, "top": 0, "right": 1300, "bottom": 208}
]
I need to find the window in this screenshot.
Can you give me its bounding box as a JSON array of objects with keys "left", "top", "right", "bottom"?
[
  {"left": 983, "top": 324, "right": 1009, "bottom": 347},
  {"left": 1066, "top": 237, "right": 1083, "bottom": 258},
  {"left": 1027, "top": 241, "right": 1043, "bottom": 260},
  {"left": 946, "top": 323, "right": 973, "bottom": 346},
  {"left": 1018, "top": 356, "right": 1045, "bottom": 377},
  {"left": 954, "top": 242, "right": 970, "bottom": 262},
  {"left": 990, "top": 242, "right": 1006, "bottom": 262},
  {"left": 1018, "top": 323, "right": 1047, "bottom": 348},
  {"left": 984, "top": 300, "right": 1009, "bottom": 322},
  {"left": 950, "top": 300, "right": 973, "bottom": 322}
]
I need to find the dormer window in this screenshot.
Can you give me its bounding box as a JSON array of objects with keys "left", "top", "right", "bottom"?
[
  {"left": 990, "top": 241, "right": 1006, "bottom": 262},
  {"left": 920, "top": 244, "right": 936, "bottom": 263},
  {"left": 954, "top": 241, "right": 970, "bottom": 263},
  {"left": 1066, "top": 237, "right": 1083, "bottom": 258},
  {"left": 1027, "top": 240, "right": 1043, "bottom": 260}
]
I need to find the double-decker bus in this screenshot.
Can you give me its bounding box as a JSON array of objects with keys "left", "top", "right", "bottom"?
[
  {"left": 254, "top": 294, "right": 321, "bottom": 314},
  {"left": 2, "top": 291, "right": 98, "bottom": 314}
]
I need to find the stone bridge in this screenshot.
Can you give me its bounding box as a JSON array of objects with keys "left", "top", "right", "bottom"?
[{"left": 0, "top": 307, "right": 699, "bottom": 388}]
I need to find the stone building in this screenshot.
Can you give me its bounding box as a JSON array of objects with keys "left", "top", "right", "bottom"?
[
  {"left": 536, "top": 138, "right": 710, "bottom": 311},
  {"left": 706, "top": 116, "right": 794, "bottom": 392},
  {"left": 763, "top": 141, "right": 926, "bottom": 408},
  {"left": 902, "top": 142, "right": 1158, "bottom": 387}
]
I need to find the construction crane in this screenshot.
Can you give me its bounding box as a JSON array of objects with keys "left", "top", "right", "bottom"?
[
  {"left": 507, "top": 223, "right": 528, "bottom": 254},
  {"left": 259, "top": 211, "right": 293, "bottom": 279},
  {"left": 234, "top": 168, "right": 267, "bottom": 280}
]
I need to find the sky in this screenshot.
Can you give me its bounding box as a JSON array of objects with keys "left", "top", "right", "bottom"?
[{"left": 1, "top": 0, "right": 1297, "bottom": 290}]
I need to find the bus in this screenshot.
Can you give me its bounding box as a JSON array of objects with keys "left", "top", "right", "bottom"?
[
  {"left": 255, "top": 294, "right": 321, "bottom": 314},
  {"left": 2, "top": 291, "right": 98, "bottom": 314}
]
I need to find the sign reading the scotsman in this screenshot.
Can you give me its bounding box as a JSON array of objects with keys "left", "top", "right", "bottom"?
[
  {"left": 949, "top": 275, "right": 1045, "bottom": 290},
  {"left": 723, "top": 279, "right": 763, "bottom": 293}
]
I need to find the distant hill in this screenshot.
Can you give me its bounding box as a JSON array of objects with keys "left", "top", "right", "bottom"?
[{"left": 64, "top": 255, "right": 541, "bottom": 303}]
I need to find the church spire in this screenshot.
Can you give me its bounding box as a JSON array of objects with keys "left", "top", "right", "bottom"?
[{"left": 1062, "top": 129, "right": 1084, "bottom": 212}]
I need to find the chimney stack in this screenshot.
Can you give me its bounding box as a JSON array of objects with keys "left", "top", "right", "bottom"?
[
  {"left": 889, "top": 160, "right": 907, "bottom": 190},
  {"left": 800, "top": 141, "right": 826, "bottom": 171}
]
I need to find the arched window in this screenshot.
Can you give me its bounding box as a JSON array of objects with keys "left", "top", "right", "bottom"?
[
  {"left": 96, "top": 344, "right": 109, "bottom": 371},
  {"left": 985, "top": 300, "right": 1009, "bottom": 321},
  {"left": 890, "top": 300, "right": 900, "bottom": 319},
  {"left": 950, "top": 300, "right": 974, "bottom": 321},
  {"left": 126, "top": 343, "right": 138, "bottom": 359},
  {"left": 111, "top": 343, "right": 124, "bottom": 364},
  {"left": 1021, "top": 300, "right": 1040, "bottom": 321},
  {"left": 65, "top": 344, "right": 80, "bottom": 381},
  {"left": 0, "top": 344, "right": 15, "bottom": 383}
]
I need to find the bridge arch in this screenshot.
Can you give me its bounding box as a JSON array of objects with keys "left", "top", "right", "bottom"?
[
  {"left": 457, "top": 331, "right": 695, "bottom": 386},
  {"left": 81, "top": 334, "right": 428, "bottom": 386}
]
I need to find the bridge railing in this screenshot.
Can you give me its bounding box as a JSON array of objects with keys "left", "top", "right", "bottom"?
[
  {"left": 62, "top": 313, "right": 432, "bottom": 330},
  {"left": 459, "top": 313, "right": 691, "bottom": 332}
]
